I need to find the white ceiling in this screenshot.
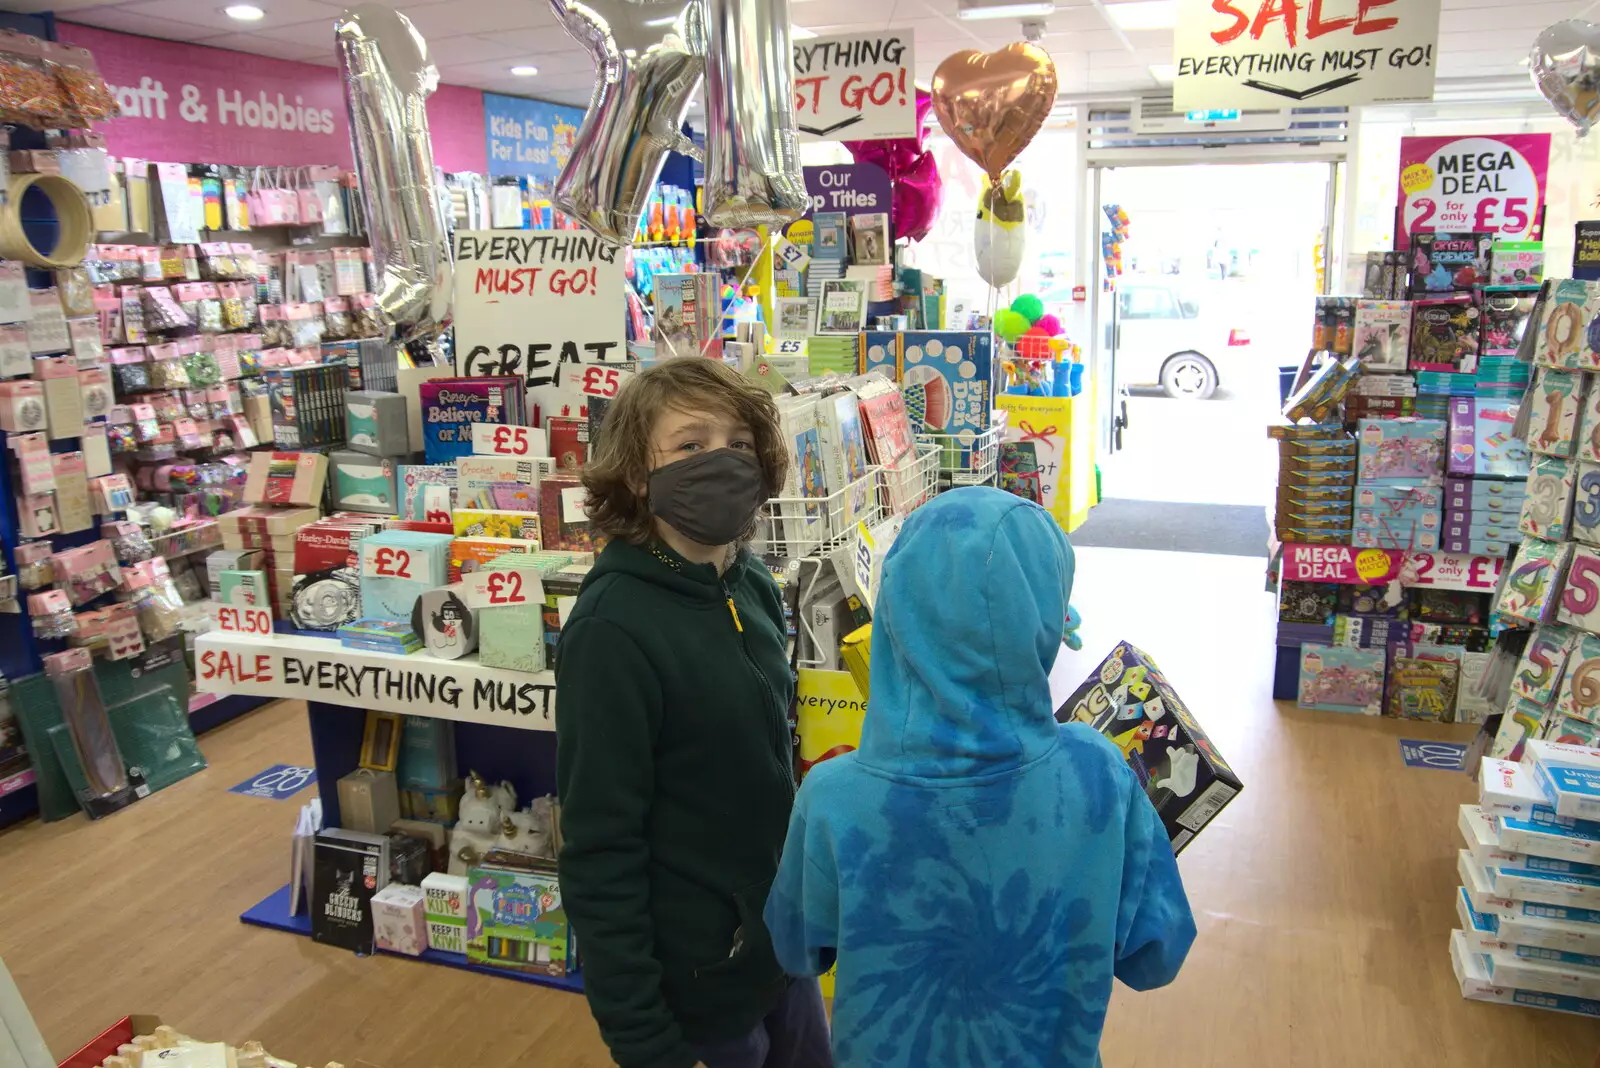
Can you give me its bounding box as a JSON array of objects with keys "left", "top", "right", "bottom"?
[{"left": 13, "top": 0, "right": 1593, "bottom": 106}]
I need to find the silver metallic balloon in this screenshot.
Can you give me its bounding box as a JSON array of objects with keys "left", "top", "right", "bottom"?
[
  {"left": 551, "top": 0, "right": 706, "bottom": 244},
  {"left": 1530, "top": 19, "right": 1600, "bottom": 138},
  {"left": 702, "top": 0, "right": 808, "bottom": 229},
  {"left": 336, "top": 5, "right": 452, "bottom": 342}
]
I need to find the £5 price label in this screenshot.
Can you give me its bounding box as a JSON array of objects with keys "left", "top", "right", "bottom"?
[
  {"left": 578, "top": 362, "right": 635, "bottom": 400},
  {"left": 470, "top": 422, "right": 548, "bottom": 457}
]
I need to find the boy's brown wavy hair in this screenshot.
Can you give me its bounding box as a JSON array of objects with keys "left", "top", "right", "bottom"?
[{"left": 581, "top": 358, "right": 790, "bottom": 545}]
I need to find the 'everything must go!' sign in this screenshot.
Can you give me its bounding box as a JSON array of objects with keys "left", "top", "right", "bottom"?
[
  {"left": 793, "top": 31, "right": 916, "bottom": 142},
  {"left": 452, "top": 231, "right": 627, "bottom": 424},
  {"left": 1395, "top": 134, "right": 1551, "bottom": 251},
  {"left": 1172, "top": 0, "right": 1442, "bottom": 110}
]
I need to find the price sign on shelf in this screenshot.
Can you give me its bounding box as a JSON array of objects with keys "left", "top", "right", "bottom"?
[
  {"left": 470, "top": 422, "right": 548, "bottom": 458},
  {"left": 460, "top": 567, "right": 546, "bottom": 611},
  {"left": 577, "top": 361, "right": 636, "bottom": 400},
  {"left": 362, "top": 542, "right": 415, "bottom": 580},
  {"left": 217, "top": 604, "right": 273, "bottom": 636}
]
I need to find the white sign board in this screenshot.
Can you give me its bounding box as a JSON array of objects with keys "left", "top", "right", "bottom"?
[
  {"left": 195, "top": 631, "right": 556, "bottom": 727},
  {"left": 1173, "top": 0, "right": 1441, "bottom": 110},
  {"left": 453, "top": 231, "right": 628, "bottom": 424},
  {"left": 793, "top": 30, "right": 916, "bottom": 142}
]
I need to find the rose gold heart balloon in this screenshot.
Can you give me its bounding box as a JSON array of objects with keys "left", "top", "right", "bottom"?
[{"left": 931, "top": 43, "right": 1058, "bottom": 180}]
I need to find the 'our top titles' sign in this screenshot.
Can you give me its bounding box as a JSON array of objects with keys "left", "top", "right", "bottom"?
[
  {"left": 1396, "top": 134, "right": 1550, "bottom": 251},
  {"left": 452, "top": 230, "right": 627, "bottom": 424},
  {"left": 793, "top": 31, "right": 916, "bottom": 142},
  {"left": 1172, "top": 0, "right": 1441, "bottom": 110}
]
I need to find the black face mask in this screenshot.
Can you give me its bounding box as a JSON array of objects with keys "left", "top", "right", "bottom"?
[{"left": 648, "top": 448, "right": 767, "bottom": 547}]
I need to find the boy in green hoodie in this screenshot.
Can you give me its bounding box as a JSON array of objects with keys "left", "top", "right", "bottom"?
[{"left": 556, "top": 358, "right": 831, "bottom": 1068}]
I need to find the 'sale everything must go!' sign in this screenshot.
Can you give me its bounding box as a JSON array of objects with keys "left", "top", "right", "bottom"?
[
  {"left": 453, "top": 231, "right": 628, "bottom": 425},
  {"left": 1173, "top": 0, "right": 1442, "bottom": 110},
  {"left": 792, "top": 31, "right": 917, "bottom": 142}
]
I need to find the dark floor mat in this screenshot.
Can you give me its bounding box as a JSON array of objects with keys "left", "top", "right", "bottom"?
[{"left": 1069, "top": 498, "right": 1269, "bottom": 557}]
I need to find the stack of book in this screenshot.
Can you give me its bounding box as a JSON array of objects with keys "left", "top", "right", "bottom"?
[
  {"left": 338, "top": 618, "right": 424, "bottom": 655},
  {"left": 807, "top": 212, "right": 847, "bottom": 299},
  {"left": 1454, "top": 744, "right": 1600, "bottom": 1018}
]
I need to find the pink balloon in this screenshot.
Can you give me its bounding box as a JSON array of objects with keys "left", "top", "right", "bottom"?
[
  {"left": 844, "top": 89, "right": 943, "bottom": 244},
  {"left": 1035, "top": 313, "right": 1062, "bottom": 336}
]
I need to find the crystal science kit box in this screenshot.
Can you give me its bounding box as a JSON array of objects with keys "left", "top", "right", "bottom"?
[{"left": 1055, "top": 640, "right": 1242, "bottom": 852}]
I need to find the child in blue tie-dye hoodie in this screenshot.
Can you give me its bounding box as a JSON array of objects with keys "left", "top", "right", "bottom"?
[{"left": 764, "top": 487, "right": 1195, "bottom": 1068}]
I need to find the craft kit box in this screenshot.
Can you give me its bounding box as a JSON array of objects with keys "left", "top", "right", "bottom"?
[
  {"left": 1055, "top": 641, "right": 1242, "bottom": 852},
  {"left": 1357, "top": 418, "right": 1446, "bottom": 484},
  {"left": 1296, "top": 643, "right": 1385, "bottom": 715},
  {"left": 467, "top": 851, "right": 573, "bottom": 976}
]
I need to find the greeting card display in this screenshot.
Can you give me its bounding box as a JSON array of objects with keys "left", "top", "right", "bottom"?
[
  {"left": 1520, "top": 455, "right": 1578, "bottom": 541},
  {"left": 1526, "top": 368, "right": 1585, "bottom": 458}
]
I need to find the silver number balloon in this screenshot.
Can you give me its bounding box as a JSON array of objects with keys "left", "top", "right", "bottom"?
[
  {"left": 702, "top": 0, "right": 808, "bottom": 229},
  {"left": 1531, "top": 19, "right": 1600, "bottom": 138},
  {"left": 551, "top": 0, "right": 706, "bottom": 243},
  {"left": 336, "top": 5, "right": 452, "bottom": 342}
]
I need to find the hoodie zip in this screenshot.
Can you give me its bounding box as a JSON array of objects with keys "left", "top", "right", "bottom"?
[{"left": 724, "top": 576, "right": 796, "bottom": 793}]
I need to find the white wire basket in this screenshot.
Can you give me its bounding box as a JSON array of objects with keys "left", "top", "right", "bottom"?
[
  {"left": 883, "top": 441, "right": 941, "bottom": 517},
  {"left": 754, "top": 466, "right": 885, "bottom": 560},
  {"left": 917, "top": 412, "right": 1008, "bottom": 488}
]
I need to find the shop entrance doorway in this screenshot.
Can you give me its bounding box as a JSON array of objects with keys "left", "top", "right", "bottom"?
[{"left": 1070, "top": 160, "right": 1337, "bottom": 555}]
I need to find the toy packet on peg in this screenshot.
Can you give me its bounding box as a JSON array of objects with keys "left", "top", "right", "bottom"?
[
  {"left": 1554, "top": 629, "right": 1600, "bottom": 726},
  {"left": 1574, "top": 462, "right": 1600, "bottom": 547},
  {"left": 1576, "top": 374, "right": 1600, "bottom": 463},
  {"left": 1532, "top": 279, "right": 1600, "bottom": 369},
  {"left": 1496, "top": 536, "right": 1575, "bottom": 626},
  {"left": 1511, "top": 622, "right": 1577, "bottom": 706},
  {"left": 1525, "top": 367, "right": 1584, "bottom": 458},
  {"left": 1521, "top": 455, "right": 1578, "bottom": 540}
]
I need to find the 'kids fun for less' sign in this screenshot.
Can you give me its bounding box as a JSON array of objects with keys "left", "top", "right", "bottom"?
[{"left": 1396, "top": 134, "right": 1551, "bottom": 251}]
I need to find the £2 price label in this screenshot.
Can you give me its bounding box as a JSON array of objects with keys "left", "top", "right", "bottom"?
[
  {"left": 470, "top": 422, "right": 548, "bottom": 457},
  {"left": 461, "top": 567, "right": 546, "bottom": 611},
  {"left": 362, "top": 544, "right": 414, "bottom": 579},
  {"left": 218, "top": 605, "right": 273, "bottom": 635}
]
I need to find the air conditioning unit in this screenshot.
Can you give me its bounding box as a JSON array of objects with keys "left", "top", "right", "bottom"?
[{"left": 1131, "top": 93, "right": 1292, "bottom": 135}]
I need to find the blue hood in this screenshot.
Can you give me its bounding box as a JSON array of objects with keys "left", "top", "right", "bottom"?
[{"left": 859, "top": 486, "right": 1073, "bottom": 779}]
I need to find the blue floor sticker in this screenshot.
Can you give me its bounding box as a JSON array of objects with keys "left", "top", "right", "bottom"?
[
  {"left": 229, "top": 764, "right": 317, "bottom": 799},
  {"left": 1400, "top": 740, "right": 1467, "bottom": 771}
]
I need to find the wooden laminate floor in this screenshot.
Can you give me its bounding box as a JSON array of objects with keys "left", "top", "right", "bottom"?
[{"left": 2, "top": 546, "right": 1598, "bottom": 1068}]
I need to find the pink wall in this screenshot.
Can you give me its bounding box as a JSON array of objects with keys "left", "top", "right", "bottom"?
[{"left": 58, "top": 22, "right": 488, "bottom": 174}]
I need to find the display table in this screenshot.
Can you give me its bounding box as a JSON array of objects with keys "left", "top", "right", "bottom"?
[{"left": 196, "top": 631, "right": 577, "bottom": 993}]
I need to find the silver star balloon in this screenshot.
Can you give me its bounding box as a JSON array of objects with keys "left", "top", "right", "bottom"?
[{"left": 550, "top": 0, "right": 707, "bottom": 243}]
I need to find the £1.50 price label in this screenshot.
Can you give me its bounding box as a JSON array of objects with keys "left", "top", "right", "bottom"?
[
  {"left": 218, "top": 604, "right": 273, "bottom": 635},
  {"left": 460, "top": 567, "right": 547, "bottom": 611},
  {"left": 470, "top": 422, "right": 548, "bottom": 457}
]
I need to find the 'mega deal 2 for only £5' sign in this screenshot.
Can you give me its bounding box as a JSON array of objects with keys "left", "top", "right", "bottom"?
[{"left": 1395, "top": 134, "right": 1551, "bottom": 251}]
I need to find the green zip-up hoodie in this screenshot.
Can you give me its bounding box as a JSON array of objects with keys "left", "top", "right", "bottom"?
[{"left": 555, "top": 537, "right": 797, "bottom": 1068}]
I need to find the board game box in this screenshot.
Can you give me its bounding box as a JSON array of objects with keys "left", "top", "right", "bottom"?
[
  {"left": 1055, "top": 641, "right": 1242, "bottom": 852},
  {"left": 1296, "top": 644, "right": 1386, "bottom": 715}
]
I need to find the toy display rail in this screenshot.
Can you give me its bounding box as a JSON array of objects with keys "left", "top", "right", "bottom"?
[{"left": 195, "top": 630, "right": 580, "bottom": 995}]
